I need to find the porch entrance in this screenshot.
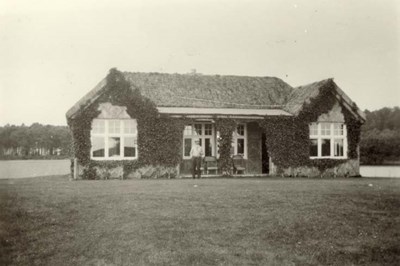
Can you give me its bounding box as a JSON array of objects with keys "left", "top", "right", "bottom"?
[{"left": 261, "top": 133, "right": 269, "bottom": 174}]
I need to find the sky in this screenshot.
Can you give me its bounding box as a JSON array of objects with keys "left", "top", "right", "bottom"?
[{"left": 0, "top": 0, "right": 399, "bottom": 126}]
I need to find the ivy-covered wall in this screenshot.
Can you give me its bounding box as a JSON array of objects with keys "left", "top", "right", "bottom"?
[
  {"left": 258, "top": 80, "right": 362, "bottom": 177},
  {"left": 68, "top": 68, "right": 185, "bottom": 179}
]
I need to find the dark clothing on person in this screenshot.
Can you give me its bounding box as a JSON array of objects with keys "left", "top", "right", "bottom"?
[
  {"left": 190, "top": 142, "right": 203, "bottom": 179},
  {"left": 192, "top": 156, "right": 202, "bottom": 179}
]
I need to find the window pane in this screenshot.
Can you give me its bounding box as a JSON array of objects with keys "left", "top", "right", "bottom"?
[
  {"left": 92, "top": 137, "right": 105, "bottom": 157},
  {"left": 184, "top": 125, "right": 192, "bottom": 136},
  {"left": 184, "top": 138, "right": 191, "bottom": 157},
  {"left": 124, "top": 120, "right": 137, "bottom": 134},
  {"left": 237, "top": 125, "right": 245, "bottom": 136},
  {"left": 310, "top": 139, "right": 318, "bottom": 157},
  {"left": 237, "top": 138, "right": 245, "bottom": 155},
  {"left": 194, "top": 124, "right": 202, "bottom": 135},
  {"left": 108, "top": 137, "right": 121, "bottom": 157},
  {"left": 334, "top": 124, "right": 344, "bottom": 136},
  {"left": 124, "top": 137, "right": 136, "bottom": 157},
  {"left": 321, "top": 123, "right": 331, "bottom": 136},
  {"left": 205, "top": 138, "right": 212, "bottom": 156},
  {"left": 204, "top": 124, "right": 212, "bottom": 135},
  {"left": 92, "top": 120, "right": 105, "bottom": 134},
  {"left": 334, "top": 139, "right": 344, "bottom": 157},
  {"left": 321, "top": 139, "right": 331, "bottom": 156},
  {"left": 109, "top": 120, "right": 120, "bottom": 134},
  {"left": 309, "top": 123, "right": 318, "bottom": 135}
]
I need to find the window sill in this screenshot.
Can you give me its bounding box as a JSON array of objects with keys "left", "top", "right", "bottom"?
[
  {"left": 183, "top": 156, "right": 248, "bottom": 160},
  {"left": 91, "top": 157, "right": 137, "bottom": 160},
  {"left": 310, "top": 157, "right": 348, "bottom": 160}
]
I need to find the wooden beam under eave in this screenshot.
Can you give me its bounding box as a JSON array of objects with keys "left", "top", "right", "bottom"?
[
  {"left": 166, "top": 114, "right": 268, "bottom": 120},
  {"left": 333, "top": 93, "right": 365, "bottom": 123}
]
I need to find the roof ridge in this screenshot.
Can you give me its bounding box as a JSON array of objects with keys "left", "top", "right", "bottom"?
[
  {"left": 294, "top": 78, "right": 334, "bottom": 89},
  {"left": 122, "top": 71, "right": 285, "bottom": 80}
]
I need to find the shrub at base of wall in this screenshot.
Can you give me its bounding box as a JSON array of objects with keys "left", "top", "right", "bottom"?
[
  {"left": 278, "top": 159, "right": 360, "bottom": 178},
  {"left": 70, "top": 160, "right": 178, "bottom": 180},
  {"left": 125, "top": 165, "right": 178, "bottom": 179}
]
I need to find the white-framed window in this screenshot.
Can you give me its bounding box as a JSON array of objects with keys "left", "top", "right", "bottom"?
[
  {"left": 216, "top": 123, "right": 248, "bottom": 159},
  {"left": 232, "top": 124, "right": 247, "bottom": 158},
  {"left": 183, "top": 123, "right": 215, "bottom": 159},
  {"left": 309, "top": 122, "right": 347, "bottom": 159},
  {"left": 91, "top": 119, "right": 138, "bottom": 160}
]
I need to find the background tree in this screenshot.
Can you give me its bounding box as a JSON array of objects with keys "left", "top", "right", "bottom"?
[
  {"left": 0, "top": 123, "right": 72, "bottom": 159},
  {"left": 360, "top": 107, "right": 400, "bottom": 165}
]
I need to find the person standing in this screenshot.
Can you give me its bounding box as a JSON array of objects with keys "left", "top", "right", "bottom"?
[{"left": 190, "top": 139, "right": 204, "bottom": 179}]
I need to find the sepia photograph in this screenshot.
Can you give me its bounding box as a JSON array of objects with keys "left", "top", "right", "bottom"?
[{"left": 1, "top": 0, "right": 399, "bottom": 265}]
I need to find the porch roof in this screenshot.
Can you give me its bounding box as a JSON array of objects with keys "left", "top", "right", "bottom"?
[{"left": 157, "top": 107, "right": 292, "bottom": 119}]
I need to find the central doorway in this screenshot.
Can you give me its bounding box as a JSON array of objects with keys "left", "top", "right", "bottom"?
[{"left": 261, "top": 133, "right": 269, "bottom": 174}]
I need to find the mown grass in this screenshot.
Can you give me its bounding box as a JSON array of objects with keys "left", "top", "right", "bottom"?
[{"left": 0, "top": 176, "right": 399, "bottom": 265}]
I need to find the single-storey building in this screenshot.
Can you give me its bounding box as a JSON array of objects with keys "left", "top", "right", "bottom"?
[{"left": 66, "top": 69, "right": 365, "bottom": 179}]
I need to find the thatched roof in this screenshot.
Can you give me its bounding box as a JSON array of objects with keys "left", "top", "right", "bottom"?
[
  {"left": 284, "top": 79, "right": 331, "bottom": 115},
  {"left": 66, "top": 72, "right": 293, "bottom": 119},
  {"left": 284, "top": 79, "right": 366, "bottom": 121},
  {"left": 66, "top": 72, "right": 365, "bottom": 122},
  {"left": 123, "top": 72, "right": 293, "bottom": 109}
]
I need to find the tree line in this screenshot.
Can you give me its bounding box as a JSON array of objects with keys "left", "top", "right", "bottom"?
[
  {"left": 0, "top": 123, "right": 72, "bottom": 159},
  {"left": 0, "top": 106, "right": 399, "bottom": 163},
  {"left": 360, "top": 107, "right": 400, "bottom": 165}
]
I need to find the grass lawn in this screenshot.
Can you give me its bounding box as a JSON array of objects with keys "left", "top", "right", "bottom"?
[{"left": 0, "top": 176, "right": 399, "bottom": 265}]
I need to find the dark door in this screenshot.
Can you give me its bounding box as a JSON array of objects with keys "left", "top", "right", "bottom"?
[{"left": 261, "top": 133, "right": 269, "bottom": 174}]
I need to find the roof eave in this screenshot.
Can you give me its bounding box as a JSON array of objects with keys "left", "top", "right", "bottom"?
[
  {"left": 331, "top": 82, "right": 366, "bottom": 122},
  {"left": 166, "top": 115, "right": 269, "bottom": 120},
  {"left": 157, "top": 107, "right": 293, "bottom": 117},
  {"left": 66, "top": 78, "right": 107, "bottom": 120}
]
